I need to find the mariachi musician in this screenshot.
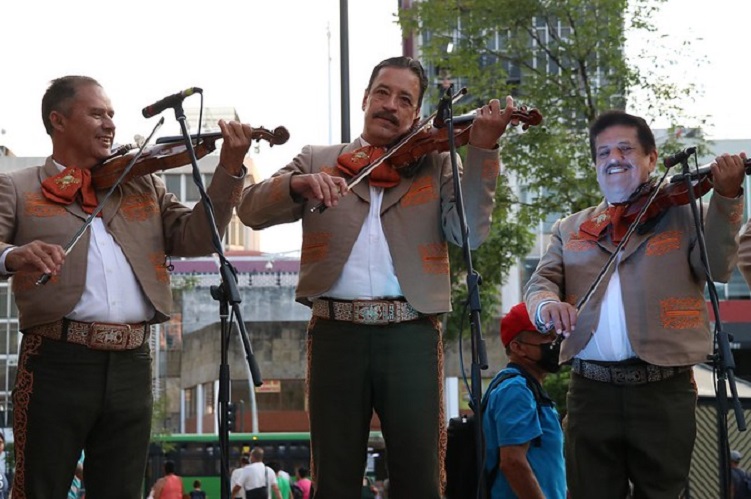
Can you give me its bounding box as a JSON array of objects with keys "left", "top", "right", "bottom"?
[
  {"left": 525, "top": 109, "right": 746, "bottom": 499},
  {"left": 236, "top": 56, "right": 527, "bottom": 499}
]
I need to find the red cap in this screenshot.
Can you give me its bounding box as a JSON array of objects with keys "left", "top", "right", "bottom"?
[{"left": 500, "top": 302, "right": 537, "bottom": 347}]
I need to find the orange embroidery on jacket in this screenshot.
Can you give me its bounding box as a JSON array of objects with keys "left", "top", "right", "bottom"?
[
  {"left": 565, "top": 231, "right": 597, "bottom": 252},
  {"left": 24, "top": 192, "right": 66, "bottom": 217},
  {"left": 646, "top": 230, "right": 682, "bottom": 256},
  {"left": 12, "top": 333, "right": 43, "bottom": 499},
  {"left": 150, "top": 252, "right": 170, "bottom": 283},
  {"left": 419, "top": 242, "right": 449, "bottom": 274},
  {"left": 302, "top": 232, "right": 331, "bottom": 264},
  {"left": 320, "top": 165, "right": 339, "bottom": 177},
  {"left": 121, "top": 193, "right": 158, "bottom": 221},
  {"left": 565, "top": 294, "right": 578, "bottom": 306},
  {"left": 729, "top": 203, "right": 744, "bottom": 225},
  {"left": 660, "top": 297, "right": 704, "bottom": 329},
  {"left": 402, "top": 176, "right": 437, "bottom": 207},
  {"left": 481, "top": 158, "right": 500, "bottom": 180}
]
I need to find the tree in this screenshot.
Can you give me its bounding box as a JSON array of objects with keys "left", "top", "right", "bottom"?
[{"left": 400, "top": 0, "right": 705, "bottom": 338}]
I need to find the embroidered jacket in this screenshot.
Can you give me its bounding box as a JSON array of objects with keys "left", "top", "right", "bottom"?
[
  {"left": 525, "top": 194, "right": 743, "bottom": 366},
  {"left": 0, "top": 157, "right": 244, "bottom": 330},
  {"left": 237, "top": 140, "right": 501, "bottom": 314}
]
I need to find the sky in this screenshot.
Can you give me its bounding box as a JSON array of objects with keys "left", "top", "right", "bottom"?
[{"left": 1, "top": 0, "right": 748, "bottom": 254}]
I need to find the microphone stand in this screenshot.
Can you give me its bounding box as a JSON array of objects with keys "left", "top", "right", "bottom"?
[
  {"left": 676, "top": 156, "right": 746, "bottom": 499},
  {"left": 166, "top": 102, "right": 263, "bottom": 499},
  {"left": 439, "top": 84, "right": 489, "bottom": 499}
]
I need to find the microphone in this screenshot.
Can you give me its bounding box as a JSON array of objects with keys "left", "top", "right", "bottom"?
[
  {"left": 141, "top": 87, "right": 202, "bottom": 118},
  {"left": 663, "top": 146, "right": 697, "bottom": 168}
]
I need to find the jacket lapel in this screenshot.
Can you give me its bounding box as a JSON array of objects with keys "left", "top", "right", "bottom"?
[{"left": 40, "top": 158, "right": 87, "bottom": 220}]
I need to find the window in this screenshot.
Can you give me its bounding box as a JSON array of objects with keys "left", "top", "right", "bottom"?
[
  {"left": 203, "top": 382, "right": 215, "bottom": 415},
  {"left": 185, "top": 386, "right": 197, "bottom": 419},
  {"left": 164, "top": 174, "right": 181, "bottom": 198}
]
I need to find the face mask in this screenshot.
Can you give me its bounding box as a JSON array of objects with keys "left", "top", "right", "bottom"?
[{"left": 536, "top": 340, "right": 562, "bottom": 373}]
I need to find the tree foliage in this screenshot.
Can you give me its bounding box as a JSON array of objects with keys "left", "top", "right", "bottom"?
[{"left": 399, "top": 0, "right": 704, "bottom": 338}]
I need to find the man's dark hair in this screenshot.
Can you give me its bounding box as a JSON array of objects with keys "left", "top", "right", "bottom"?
[
  {"left": 164, "top": 460, "right": 176, "bottom": 475},
  {"left": 589, "top": 110, "right": 656, "bottom": 162},
  {"left": 41, "top": 75, "right": 101, "bottom": 137},
  {"left": 366, "top": 56, "right": 428, "bottom": 108},
  {"left": 297, "top": 466, "right": 309, "bottom": 478},
  {"left": 193, "top": 479, "right": 201, "bottom": 488}
]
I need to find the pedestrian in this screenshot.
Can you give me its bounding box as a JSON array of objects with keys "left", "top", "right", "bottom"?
[
  {"left": 189, "top": 479, "right": 207, "bottom": 499},
  {"left": 230, "top": 454, "right": 251, "bottom": 499},
  {"left": 483, "top": 302, "right": 565, "bottom": 498},
  {"left": 151, "top": 460, "right": 184, "bottom": 499},
  {"left": 268, "top": 461, "right": 291, "bottom": 499},
  {"left": 731, "top": 450, "right": 751, "bottom": 499},
  {"left": 231, "top": 447, "right": 282, "bottom": 499}
]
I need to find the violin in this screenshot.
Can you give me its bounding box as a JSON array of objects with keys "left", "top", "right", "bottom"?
[
  {"left": 384, "top": 106, "right": 543, "bottom": 170},
  {"left": 91, "top": 126, "right": 290, "bottom": 190},
  {"left": 621, "top": 157, "right": 751, "bottom": 227}
]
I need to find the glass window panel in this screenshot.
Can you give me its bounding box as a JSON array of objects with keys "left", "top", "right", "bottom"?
[
  {"left": 185, "top": 387, "right": 197, "bottom": 418},
  {"left": 185, "top": 175, "right": 201, "bottom": 202},
  {"left": 164, "top": 174, "right": 182, "bottom": 198}
]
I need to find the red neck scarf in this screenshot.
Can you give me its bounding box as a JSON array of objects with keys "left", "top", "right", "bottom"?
[
  {"left": 578, "top": 204, "right": 628, "bottom": 244},
  {"left": 41, "top": 166, "right": 100, "bottom": 215},
  {"left": 336, "top": 145, "right": 401, "bottom": 188}
]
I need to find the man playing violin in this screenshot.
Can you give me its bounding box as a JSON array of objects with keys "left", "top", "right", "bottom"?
[
  {"left": 525, "top": 109, "right": 746, "bottom": 499},
  {"left": 237, "top": 56, "right": 519, "bottom": 498},
  {"left": 0, "top": 75, "right": 252, "bottom": 498}
]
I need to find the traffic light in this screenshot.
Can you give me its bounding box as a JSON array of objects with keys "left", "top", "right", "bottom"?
[{"left": 227, "top": 402, "right": 237, "bottom": 432}]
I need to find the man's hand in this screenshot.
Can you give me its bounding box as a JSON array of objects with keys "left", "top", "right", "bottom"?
[
  {"left": 540, "top": 301, "right": 577, "bottom": 336},
  {"left": 5, "top": 241, "right": 65, "bottom": 275},
  {"left": 712, "top": 152, "right": 747, "bottom": 198},
  {"left": 218, "top": 119, "right": 254, "bottom": 176},
  {"left": 468, "top": 96, "right": 517, "bottom": 150},
  {"left": 290, "top": 173, "right": 349, "bottom": 208}
]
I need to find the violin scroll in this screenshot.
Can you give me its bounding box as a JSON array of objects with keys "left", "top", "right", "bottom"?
[
  {"left": 510, "top": 106, "right": 543, "bottom": 130},
  {"left": 250, "top": 126, "right": 290, "bottom": 147}
]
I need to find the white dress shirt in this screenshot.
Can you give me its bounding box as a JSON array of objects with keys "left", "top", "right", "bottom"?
[{"left": 324, "top": 137, "right": 403, "bottom": 300}]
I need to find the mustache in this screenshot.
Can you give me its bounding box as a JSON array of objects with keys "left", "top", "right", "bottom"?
[
  {"left": 604, "top": 160, "right": 633, "bottom": 171},
  {"left": 372, "top": 111, "right": 398, "bottom": 125}
]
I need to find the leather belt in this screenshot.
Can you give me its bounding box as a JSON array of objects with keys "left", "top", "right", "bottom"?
[
  {"left": 312, "top": 298, "right": 422, "bottom": 325},
  {"left": 25, "top": 318, "right": 150, "bottom": 351},
  {"left": 572, "top": 358, "right": 691, "bottom": 385}
]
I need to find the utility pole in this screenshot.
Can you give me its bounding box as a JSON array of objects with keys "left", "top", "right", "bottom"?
[{"left": 339, "top": 0, "right": 350, "bottom": 143}]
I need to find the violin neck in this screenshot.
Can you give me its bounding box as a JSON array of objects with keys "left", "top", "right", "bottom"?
[{"left": 154, "top": 132, "right": 222, "bottom": 145}]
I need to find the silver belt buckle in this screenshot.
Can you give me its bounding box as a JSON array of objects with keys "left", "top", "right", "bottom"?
[
  {"left": 87, "top": 323, "right": 131, "bottom": 350},
  {"left": 352, "top": 301, "right": 390, "bottom": 325}
]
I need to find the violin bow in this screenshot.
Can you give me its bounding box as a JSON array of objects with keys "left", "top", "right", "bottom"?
[
  {"left": 36, "top": 117, "right": 165, "bottom": 286},
  {"left": 311, "top": 87, "right": 468, "bottom": 214}
]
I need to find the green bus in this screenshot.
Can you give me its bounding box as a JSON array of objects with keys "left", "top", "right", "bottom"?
[{"left": 145, "top": 432, "right": 385, "bottom": 498}]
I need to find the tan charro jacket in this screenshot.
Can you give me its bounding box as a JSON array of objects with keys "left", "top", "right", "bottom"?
[
  {"left": 525, "top": 193, "right": 743, "bottom": 366},
  {"left": 0, "top": 157, "right": 244, "bottom": 330},
  {"left": 237, "top": 139, "right": 501, "bottom": 314}
]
